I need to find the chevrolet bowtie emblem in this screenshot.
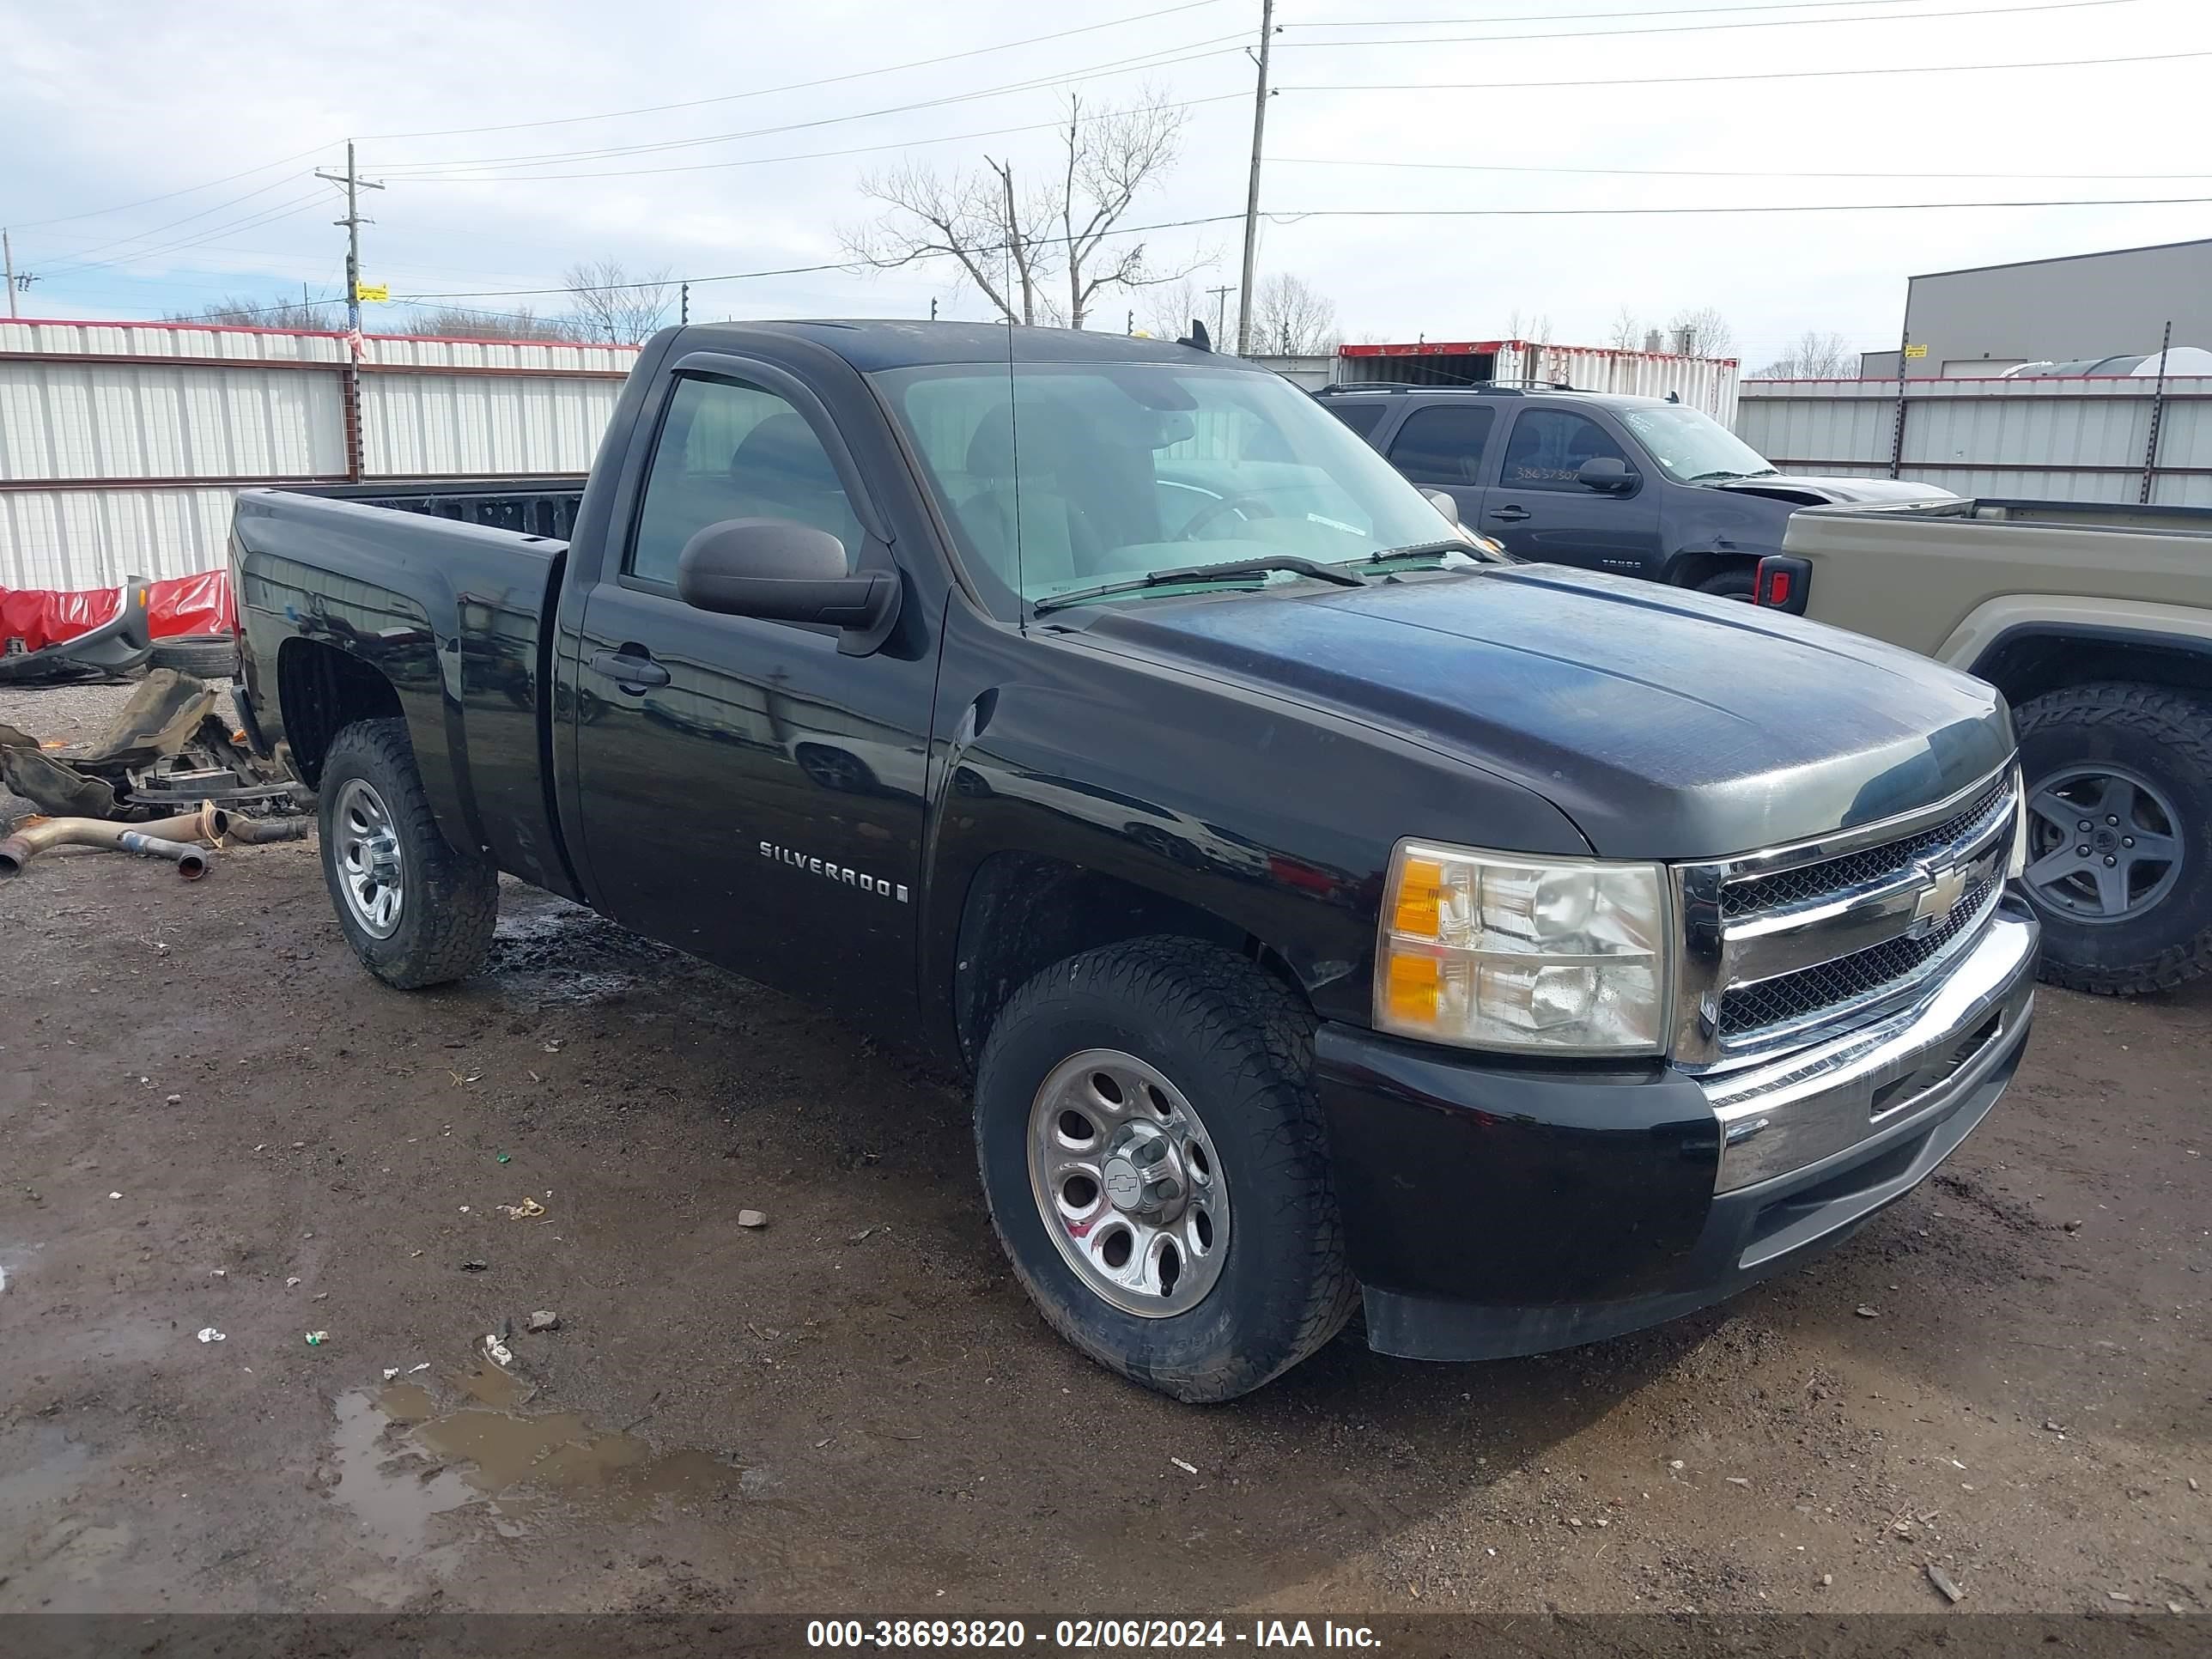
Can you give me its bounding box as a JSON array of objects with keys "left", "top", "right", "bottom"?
[{"left": 1910, "top": 861, "right": 1970, "bottom": 936}]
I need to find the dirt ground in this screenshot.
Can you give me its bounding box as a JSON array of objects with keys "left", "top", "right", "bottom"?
[{"left": 2, "top": 682, "right": 2206, "bottom": 1620}]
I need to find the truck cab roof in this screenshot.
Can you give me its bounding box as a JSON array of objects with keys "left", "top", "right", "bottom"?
[{"left": 680, "top": 319, "right": 1231, "bottom": 372}]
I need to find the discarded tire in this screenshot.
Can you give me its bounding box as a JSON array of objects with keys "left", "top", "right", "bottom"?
[{"left": 148, "top": 633, "right": 239, "bottom": 680}]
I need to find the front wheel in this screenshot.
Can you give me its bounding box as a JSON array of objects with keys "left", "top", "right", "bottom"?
[
  {"left": 2015, "top": 682, "right": 2212, "bottom": 994},
  {"left": 1694, "top": 566, "right": 1758, "bottom": 602},
  {"left": 319, "top": 718, "right": 499, "bottom": 989},
  {"left": 974, "top": 938, "right": 1356, "bottom": 1402}
]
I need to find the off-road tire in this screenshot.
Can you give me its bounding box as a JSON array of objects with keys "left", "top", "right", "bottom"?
[
  {"left": 148, "top": 633, "right": 240, "bottom": 680},
  {"left": 1696, "top": 567, "right": 1758, "bottom": 602},
  {"left": 319, "top": 718, "right": 498, "bottom": 989},
  {"left": 2015, "top": 682, "right": 2212, "bottom": 995},
  {"left": 974, "top": 937, "right": 1357, "bottom": 1402}
]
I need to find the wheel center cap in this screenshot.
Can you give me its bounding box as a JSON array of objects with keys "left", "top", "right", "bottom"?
[
  {"left": 2094, "top": 827, "right": 2120, "bottom": 853},
  {"left": 1103, "top": 1157, "right": 1144, "bottom": 1210}
]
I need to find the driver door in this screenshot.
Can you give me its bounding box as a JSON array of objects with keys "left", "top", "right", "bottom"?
[
  {"left": 568, "top": 366, "right": 933, "bottom": 1021},
  {"left": 1482, "top": 407, "right": 1663, "bottom": 577}
]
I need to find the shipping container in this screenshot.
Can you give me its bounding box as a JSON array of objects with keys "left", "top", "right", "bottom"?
[{"left": 1330, "top": 339, "right": 1740, "bottom": 424}]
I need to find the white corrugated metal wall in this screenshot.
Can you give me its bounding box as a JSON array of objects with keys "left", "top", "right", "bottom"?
[
  {"left": 1735, "top": 375, "right": 2212, "bottom": 505},
  {"left": 0, "top": 319, "right": 641, "bottom": 589}
]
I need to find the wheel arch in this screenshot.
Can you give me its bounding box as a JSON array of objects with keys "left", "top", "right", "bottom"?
[
  {"left": 276, "top": 635, "right": 407, "bottom": 786},
  {"left": 1663, "top": 548, "right": 1760, "bottom": 592},
  {"left": 949, "top": 851, "right": 1311, "bottom": 1070},
  {"left": 1965, "top": 620, "right": 2212, "bottom": 708}
]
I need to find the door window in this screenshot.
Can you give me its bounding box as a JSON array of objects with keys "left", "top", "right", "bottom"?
[
  {"left": 1498, "top": 410, "right": 1628, "bottom": 492},
  {"left": 628, "top": 375, "right": 862, "bottom": 586},
  {"left": 1324, "top": 401, "right": 1389, "bottom": 442},
  {"left": 1386, "top": 404, "right": 1497, "bottom": 484}
]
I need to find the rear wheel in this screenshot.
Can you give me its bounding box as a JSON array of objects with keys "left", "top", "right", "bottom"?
[
  {"left": 1695, "top": 567, "right": 1757, "bottom": 602},
  {"left": 318, "top": 718, "right": 498, "bottom": 988},
  {"left": 974, "top": 937, "right": 1356, "bottom": 1402},
  {"left": 2015, "top": 682, "right": 2212, "bottom": 994}
]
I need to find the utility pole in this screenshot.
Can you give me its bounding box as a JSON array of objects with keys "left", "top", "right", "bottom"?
[
  {"left": 315, "top": 143, "right": 384, "bottom": 483},
  {"left": 3, "top": 228, "right": 20, "bottom": 319},
  {"left": 1235, "top": 0, "right": 1276, "bottom": 357},
  {"left": 1206, "top": 283, "right": 1234, "bottom": 343},
  {"left": 314, "top": 141, "right": 385, "bottom": 341}
]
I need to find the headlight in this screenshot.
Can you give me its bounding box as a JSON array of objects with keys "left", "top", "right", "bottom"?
[{"left": 1376, "top": 842, "right": 1673, "bottom": 1054}]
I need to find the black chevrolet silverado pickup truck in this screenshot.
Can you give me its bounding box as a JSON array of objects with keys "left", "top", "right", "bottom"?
[{"left": 234, "top": 322, "right": 2039, "bottom": 1402}]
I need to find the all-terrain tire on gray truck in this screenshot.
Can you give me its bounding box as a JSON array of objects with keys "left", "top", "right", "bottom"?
[
  {"left": 318, "top": 718, "right": 500, "bottom": 989},
  {"left": 974, "top": 937, "right": 1358, "bottom": 1403},
  {"left": 2014, "top": 682, "right": 2212, "bottom": 995}
]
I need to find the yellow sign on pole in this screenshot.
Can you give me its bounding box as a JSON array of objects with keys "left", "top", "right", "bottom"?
[
  {"left": 355, "top": 283, "right": 391, "bottom": 303},
  {"left": 1902, "top": 343, "right": 1928, "bottom": 360}
]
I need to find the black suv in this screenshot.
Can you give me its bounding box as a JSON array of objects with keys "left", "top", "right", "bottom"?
[{"left": 1318, "top": 383, "right": 1949, "bottom": 597}]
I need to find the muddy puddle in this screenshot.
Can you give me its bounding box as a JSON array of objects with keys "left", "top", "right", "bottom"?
[
  {"left": 328, "top": 1359, "right": 758, "bottom": 1559},
  {"left": 481, "top": 901, "right": 686, "bottom": 1006}
]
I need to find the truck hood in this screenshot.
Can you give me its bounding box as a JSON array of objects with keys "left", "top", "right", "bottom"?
[
  {"left": 1073, "top": 565, "right": 2011, "bottom": 860},
  {"left": 1709, "top": 474, "right": 1956, "bottom": 507}
]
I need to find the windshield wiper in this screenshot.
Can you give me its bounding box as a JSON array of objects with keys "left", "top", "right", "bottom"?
[
  {"left": 1686, "top": 467, "right": 1783, "bottom": 483},
  {"left": 1344, "top": 538, "right": 1490, "bottom": 569},
  {"left": 1031, "top": 555, "right": 1366, "bottom": 616}
]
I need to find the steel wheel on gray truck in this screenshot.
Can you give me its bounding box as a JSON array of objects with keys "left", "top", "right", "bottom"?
[
  {"left": 974, "top": 938, "right": 1356, "bottom": 1402},
  {"left": 319, "top": 718, "right": 499, "bottom": 988},
  {"left": 2015, "top": 683, "right": 2212, "bottom": 994}
]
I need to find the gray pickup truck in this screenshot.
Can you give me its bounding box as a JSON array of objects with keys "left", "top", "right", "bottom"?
[{"left": 1758, "top": 496, "right": 2212, "bottom": 994}]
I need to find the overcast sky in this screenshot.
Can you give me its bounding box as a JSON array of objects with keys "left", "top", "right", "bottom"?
[{"left": 3, "top": 0, "right": 2205, "bottom": 368}]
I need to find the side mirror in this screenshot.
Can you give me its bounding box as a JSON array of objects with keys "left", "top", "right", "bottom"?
[
  {"left": 676, "top": 519, "right": 900, "bottom": 647},
  {"left": 1576, "top": 456, "right": 1638, "bottom": 494},
  {"left": 1419, "top": 488, "right": 1460, "bottom": 524}
]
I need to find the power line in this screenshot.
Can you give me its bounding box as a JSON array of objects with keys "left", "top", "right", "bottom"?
[
  {"left": 371, "top": 35, "right": 1247, "bottom": 175},
  {"left": 1285, "top": 45, "right": 2212, "bottom": 93},
  {"left": 1271, "top": 155, "right": 2212, "bottom": 182},
  {"left": 1278, "top": 0, "right": 2128, "bottom": 49},
  {"left": 360, "top": 0, "right": 1232, "bottom": 142},
  {"left": 385, "top": 191, "right": 2212, "bottom": 307},
  {"left": 37, "top": 191, "right": 335, "bottom": 279},
  {"left": 1267, "top": 194, "right": 2212, "bottom": 220},
  {"left": 2, "top": 144, "right": 334, "bottom": 234},
  {"left": 25, "top": 172, "right": 313, "bottom": 264},
  {"left": 1290, "top": 0, "right": 1946, "bottom": 24},
  {"left": 388, "top": 94, "right": 1246, "bottom": 185}
]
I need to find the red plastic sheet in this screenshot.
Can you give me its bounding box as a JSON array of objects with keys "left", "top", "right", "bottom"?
[
  {"left": 146, "top": 570, "right": 234, "bottom": 639},
  {"left": 0, "top": 585, "right": 122, "bottom": 654},
  {"left": 0, "top": 569, "right": 233, "bottom": 653}
]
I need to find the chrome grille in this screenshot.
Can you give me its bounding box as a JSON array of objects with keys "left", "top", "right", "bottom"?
[
  {"left": 1675, "top": 764, "right": 2021, "bottom": 1069},
  {"left": 1717, "top": 875, "right": 1997, "bottom": 1036},
  {"left": 1722, "top": 777, "right": 2011, "bottom": 920}
]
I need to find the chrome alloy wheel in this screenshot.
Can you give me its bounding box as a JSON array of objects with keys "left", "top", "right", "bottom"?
[
  {"left": 1026, "top": 1048, "right": 1231, "bottom": 1318},
  {"left": 333, "top": 777, "right": 404, "bottom": 939}
]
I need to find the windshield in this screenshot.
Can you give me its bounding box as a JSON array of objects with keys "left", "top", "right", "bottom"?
[
  {"left": 875, "top": 360, "right": 1460, "bottom": 613},
  {"left": 1614, "top": 404, "right": 1777, "bottom": 483}
]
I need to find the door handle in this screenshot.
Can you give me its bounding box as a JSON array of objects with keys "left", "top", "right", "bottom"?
[
  {"left": 587, "top": 648, "right": 670, "bottom": 693},
  {"left": 1487, "top": 505, "right": 1532, "bottom": 522}
]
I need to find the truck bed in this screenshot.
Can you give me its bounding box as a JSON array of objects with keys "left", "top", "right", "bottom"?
[
  {"left": 1779, "top": 495, "right": 2212, "bottom": 664},
  {"left": 233, "top": 485, "right": 577, "bottom": 897}
]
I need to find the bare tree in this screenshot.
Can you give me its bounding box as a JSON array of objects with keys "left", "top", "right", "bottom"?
[
  {"left": 847, "top": 155, "right": 1054, "bottom": 324},
  {"left": 1054, "top": 88, "right": 1192, "bottom": 330},
  {"left": 1605, "top": 305, "right": 1643, "bottom": 351},
  {"left": 562, "top": 258, "right": 674, "bottom": 344},
  {"left": 1667, "top": 305, "right": 1735, "bottom": 359},
  {"left": 1754, "top": 329, "right": 1854, "bottom": 379},
  {"left": 844, "top": 87, "right": 1194, "bottom": 329},
  {"left": 1141, "top": 274, "right": 1211, "bottom": 339},
  {"left": 402, "top": 304, "right": 579, "bottom": 342},
  {"left": 167, "top": 294, "right": 341, "bottom": 329},
  {"left": 1247, "top": 272, "right": 1338, "bottom": 356},
  {"left": 1504, "top": 307, "right": 1553, "bottom": 345}
]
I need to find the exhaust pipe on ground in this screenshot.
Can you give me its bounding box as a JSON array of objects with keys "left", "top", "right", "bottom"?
[{"left": 0, "top": 804, "right": 229, "bottom": 878}]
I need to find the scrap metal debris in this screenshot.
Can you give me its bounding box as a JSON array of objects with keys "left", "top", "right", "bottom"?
[{"left": 497, "top": 1199, "right": 545, "bottom": 1221}]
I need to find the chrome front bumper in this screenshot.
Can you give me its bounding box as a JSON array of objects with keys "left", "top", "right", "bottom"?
[{"left": 1698, "top": 899, "right": 2039, "bottom": 1194}]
